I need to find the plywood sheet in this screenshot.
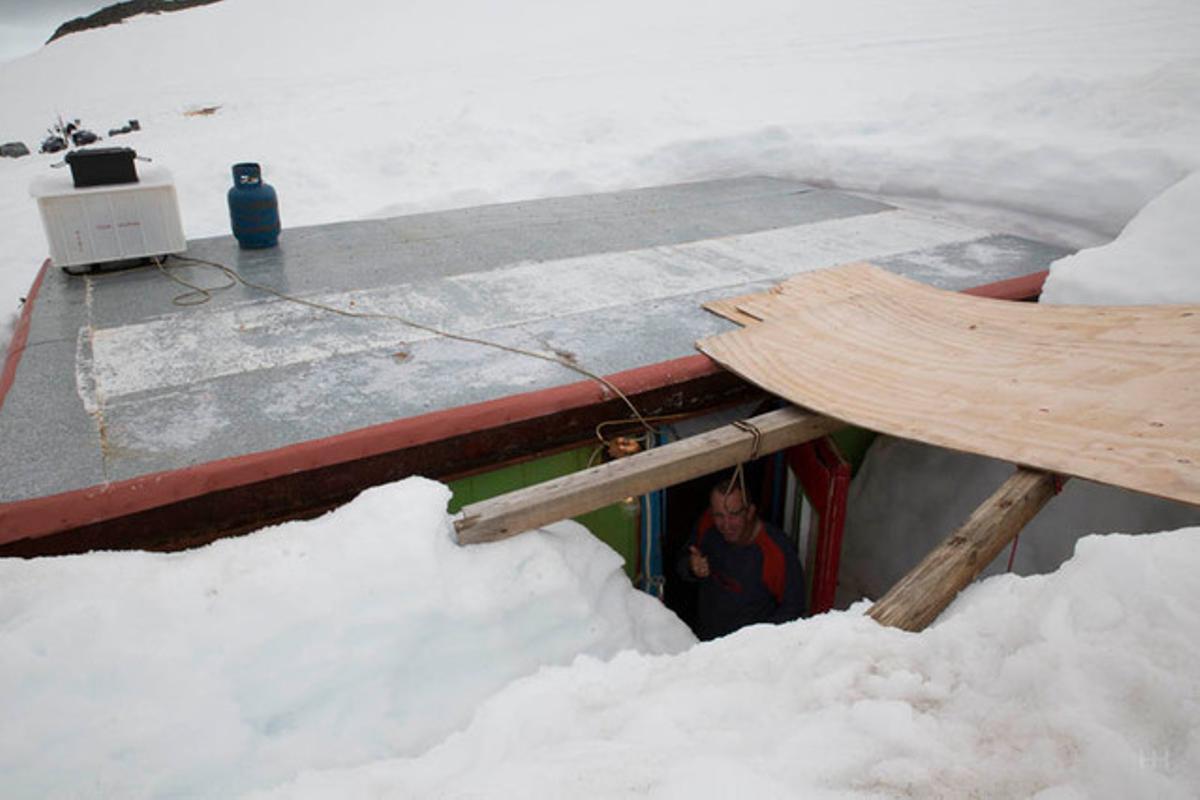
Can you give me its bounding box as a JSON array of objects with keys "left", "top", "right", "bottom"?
[
  {"left": 703, "top": 289, "right": 775, "bottom": 326},
  {"left": 697, "top": 263, "right": 1200, "bottom": 506}
]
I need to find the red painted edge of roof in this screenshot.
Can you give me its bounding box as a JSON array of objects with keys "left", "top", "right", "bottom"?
[
  {"left": 0, "top": 267, "right": 1049, "bottom": 546},
  {"left": 0, "top": 259, "right": 50, "bottom": 414},
  {"left": 0, "top": 352, "right": 719, "bottom": 545},
  {"left": 961, "top": 269, "right": 1048, "bottom": 300}
]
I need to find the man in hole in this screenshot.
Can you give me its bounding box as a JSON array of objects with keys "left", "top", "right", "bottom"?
[{"left": 678, "top": 473, "right": 807, "bottom": 640}]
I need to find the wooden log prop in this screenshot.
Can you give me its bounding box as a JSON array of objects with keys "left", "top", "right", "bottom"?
[
  {"left": 455, "top": 406, "right": 843, "bottom": 545},
  {"left": 867, "top": 468, "right": 1060, "bottom": 632}
]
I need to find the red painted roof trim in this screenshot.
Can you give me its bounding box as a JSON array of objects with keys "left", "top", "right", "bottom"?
[
  {"left": 0, "top": 353, "right": 719, "bottom": 544},
  {"left": 0, "top": 267, "right": 1050, "bottom": 546},
  {"left": 962, "top": 269, "right": 1048, "bottom": 300},
  {"left": 0, "top": 259, "right": 50, "bottom": 413}
]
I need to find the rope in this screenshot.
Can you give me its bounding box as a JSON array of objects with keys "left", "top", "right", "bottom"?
[
  {"left": 1006, "top": 532, "right": 1020, "bottom": 572},
  {"left": 1008, "top": 473, "right": 1066, "bottom": 572},
  {"left": 153, "top": 255, "right": 657, "bottom": 434},
  {"left": 1009, "top": 472, "right": 1066, "bottom": 572},
  {"left": 723, "top": 418, "right": 764, "bottom": 502},
  {"left": 731, "top": 419, "right": 763, "bottom": 461}
]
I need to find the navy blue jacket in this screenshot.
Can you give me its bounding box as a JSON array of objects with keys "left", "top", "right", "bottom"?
[{"left": 678, "top": 520, "right": 807, "bottom": 640}]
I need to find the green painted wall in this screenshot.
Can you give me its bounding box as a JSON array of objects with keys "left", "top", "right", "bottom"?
[
  {"left": 447, "top": 447, "right": 640, "bottom": 579},
  {"left": 829, "top": 426, "right": 877, "bottom": 475}
]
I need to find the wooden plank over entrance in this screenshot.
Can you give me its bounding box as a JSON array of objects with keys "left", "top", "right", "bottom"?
[
  {"left": 697, "top": 263, "right": 1200, "bottom": 507},
  {"left": 455, "top": 407, "right": 843, "bottom": 544}
]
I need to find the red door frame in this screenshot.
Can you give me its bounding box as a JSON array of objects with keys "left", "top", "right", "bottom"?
[{"left": 787, "top": 437, "right": 852, "bottom": 614}]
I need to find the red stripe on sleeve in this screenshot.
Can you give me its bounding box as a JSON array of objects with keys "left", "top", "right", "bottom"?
[{"left": 755, "top": 528, "right": 786, "bottom": 606}]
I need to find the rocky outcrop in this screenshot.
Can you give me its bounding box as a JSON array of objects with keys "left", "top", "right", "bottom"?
[{"left": 47, "top": 0, "right": 224, "bottom": 44}]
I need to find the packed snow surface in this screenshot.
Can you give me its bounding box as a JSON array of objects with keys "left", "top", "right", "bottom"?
[
  {"left": 256, "top": 528, "right": 1200, "bottom": 799},
  {"left": 2, "top": 0, "right": 1199, "bottom": 345},
  {"left": 0, "top": 479, "right": 694, "bottom": 798},
  {"left": 4, "top": 480, "right": 1198, "bottom": 798},
  {"left": 2, "top": 0, "right": 1200, "bottom": 797}
]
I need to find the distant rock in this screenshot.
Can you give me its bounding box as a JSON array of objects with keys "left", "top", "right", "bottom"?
[
  {"left": 1, "top": 142, "right": 31, "bottom": 158},
  {"left": 108, "top": 120, "right": 141, "bottom": 137},
  {"left": 39, "top": 135, "right": 67, "bottom": 154},
  {"left": 71, "top": 129, "right": 100, "bottom": 146},
  {"left": 47, "top": 0, "right": 224, "bottom": 44}
]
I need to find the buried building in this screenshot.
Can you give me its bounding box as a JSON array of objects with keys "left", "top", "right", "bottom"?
[{"left": 2, "top": 176, "right": 1196, "bottom": 634}]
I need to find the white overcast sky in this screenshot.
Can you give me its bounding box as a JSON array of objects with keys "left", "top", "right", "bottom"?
[{"left": 0, "top": 1, "right": 108, "bottom": 62}]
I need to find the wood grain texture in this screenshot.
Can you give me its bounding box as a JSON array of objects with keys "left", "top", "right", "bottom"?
[
  {"left": 697, "top": 263, "right": 1200, "bottom": 506},
  {"left": 702, "top": 294, "right": 764, "bottom": 327},
  {"left": 455, "top": 407, "right": 844, "bottom": 544},
  {"left": 867, "top": 468, "right": 1059, "bottom": 631},
  {"left": 703, "top": 286, "right": 782, "bottom": 326}
]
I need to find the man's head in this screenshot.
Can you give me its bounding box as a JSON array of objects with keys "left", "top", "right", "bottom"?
[{"left": 709, "top": 479, "right": 758, "bottom": 545}]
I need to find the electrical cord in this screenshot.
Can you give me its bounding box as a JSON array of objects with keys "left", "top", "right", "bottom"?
[
  {"left": 585, "top": 412, "right": 694, "bottom": 468},
  {"left": 153, "top": 254, "right": 659, "bottom": 435},
  {"left": 155, "top": 256, "right": 237, "bottom": 305},
  {"left": 595, "top": 413, "right": 691, "bottom": 444}
]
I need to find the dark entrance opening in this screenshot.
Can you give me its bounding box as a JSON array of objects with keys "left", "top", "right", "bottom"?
[{"left": 661, "top": 456, "right": 778, "bottom": 635}]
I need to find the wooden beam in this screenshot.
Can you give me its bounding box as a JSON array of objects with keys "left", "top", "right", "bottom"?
[
  {"left": 455, "top": 407, "right": 844, "bottom": 545},
  {"left": 867, "top": 468, "right": 1060, "bottom": 632}
]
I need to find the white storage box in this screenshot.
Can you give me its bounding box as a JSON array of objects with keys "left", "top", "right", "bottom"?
[{"left": 30, "top": 165, "right": 186, "bottom": 268}]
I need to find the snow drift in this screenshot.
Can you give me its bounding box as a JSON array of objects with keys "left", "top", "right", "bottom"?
[
  {"left": 1042, "top": 170, "right": 1200, "bottom": 306},
  {"left": 255, "top": 526, "right": 1200, "bottom": 799},
  {"left": 0, "top": 479, "right": 694, "bottom": 798}
]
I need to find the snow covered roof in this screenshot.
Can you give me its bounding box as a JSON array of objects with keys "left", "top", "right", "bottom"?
[{"left": 0, "top": 176, "right": 1069, "bottom": 545}]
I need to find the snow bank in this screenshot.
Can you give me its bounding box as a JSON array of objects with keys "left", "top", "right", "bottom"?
[
  {"left": 0, "top": 478, "right": 694, "bottom": 799},
  {"left": 6, "top": 484, "right": 1196, "bottom": 799},
  {"left": 254, "top": 528, "right": 1200, "bottom": 799},
  {"left": 1042, "top": 170, "right": 1200, "bottom": 305}
]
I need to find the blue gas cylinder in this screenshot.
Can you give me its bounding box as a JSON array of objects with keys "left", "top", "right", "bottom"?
[{"left": 227, "top": 162, "right": 281, "bottom": 248}]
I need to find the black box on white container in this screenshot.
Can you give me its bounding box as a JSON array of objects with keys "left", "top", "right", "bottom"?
[{"left": 65, "top": 147, "right": 139, "bottom": 188}]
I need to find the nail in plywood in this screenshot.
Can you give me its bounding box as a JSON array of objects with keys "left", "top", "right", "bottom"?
[{"left": 697, "top": 263, "right": 1200, "bottom": 507}]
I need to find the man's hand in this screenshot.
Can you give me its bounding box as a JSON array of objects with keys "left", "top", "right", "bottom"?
[{"left": 688, "top": 545, "right": 710, "bottom": 578}]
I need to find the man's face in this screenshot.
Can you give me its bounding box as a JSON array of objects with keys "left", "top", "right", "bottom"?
[{"left": 710, "top": 486, "right": 755, "bottom": 544}]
